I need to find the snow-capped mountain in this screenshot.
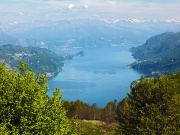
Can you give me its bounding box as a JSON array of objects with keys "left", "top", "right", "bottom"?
[
  {"left": 0, "top": 18, "right": 180, "bottom": 52},
  {"left": 103, "top": 18, "right": 180, "bottom": 24}
]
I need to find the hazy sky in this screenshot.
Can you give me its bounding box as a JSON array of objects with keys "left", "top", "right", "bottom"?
[{"left": 0, "top": 0, "right": 180, "bottom": 23}]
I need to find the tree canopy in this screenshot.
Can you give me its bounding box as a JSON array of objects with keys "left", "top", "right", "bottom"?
[
  {"left": 0, "top": 62, "right": 79, "bottom": 135},
  {"left": 117, "top": 73, "right": 180, "bottom": 135}
]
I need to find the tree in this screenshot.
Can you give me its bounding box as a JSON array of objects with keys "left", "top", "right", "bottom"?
[
  {"left": 117, "top": 98, "right": 129, "bottom": 117},
  {"left": 117, "top": 74, "right": 180, "bottom": 135},
  {"left": 0, "top": 63, "right": 79, "bottom": 134},
  {"left": 91, "top": 103, "right": 98, "bottom": 120},
  {"left": 103, "top": 101, "right": 117, "bottom": 123}
]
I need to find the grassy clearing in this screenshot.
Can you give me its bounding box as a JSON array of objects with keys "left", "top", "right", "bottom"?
[{"left": 79, "top": 120, "right": 118, "bottom": 135}]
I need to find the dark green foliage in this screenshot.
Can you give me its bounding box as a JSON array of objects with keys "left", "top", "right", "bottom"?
[
  {"left": 102, "top": 101, "right": 117, "bottom": 123},
  {"left": 63, "top": 100, "right": 103, "bottom": 120},
  {"left": 117, "top": 73, "right": 180, "bottom": 135},
  {"left": 117, "top": 98, "right": 129, "bottom": 118},
  {"left": 0, "top": 63, "right": 79, "bottom": 134},
  {"left": 131, "top": 32, "right": 180, "bottom": 60},
  {"left": 63, "top": 99, "right": 119, "bottom": 124},
  {"left": 130, "top": 32, "right": 180, "bottom": 74}
]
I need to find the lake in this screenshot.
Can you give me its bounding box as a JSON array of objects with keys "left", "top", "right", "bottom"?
[{"left": 48, "top": 45, "right": 145, "bottom": 108}]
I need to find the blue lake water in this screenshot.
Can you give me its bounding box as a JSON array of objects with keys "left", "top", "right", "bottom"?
[{"left": 48, "top": 46, "right": 145, "bottom": 107}]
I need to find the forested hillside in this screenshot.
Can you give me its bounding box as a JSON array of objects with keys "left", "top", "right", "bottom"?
[
  {"left": 130, "top": 32, "right": 180, "bottom": 75},
  {"left": 0, "top": 45, "right": 64, "bottom": 75}
]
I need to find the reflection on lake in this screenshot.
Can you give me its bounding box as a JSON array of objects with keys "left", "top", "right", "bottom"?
[{"left": 48, "top": 46, "right": 145, "bottom": 107}]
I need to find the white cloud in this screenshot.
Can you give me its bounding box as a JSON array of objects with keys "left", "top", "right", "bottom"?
[
  {"left": 68, "top": 4, "right": 75, "bottom": 9},
  {"left": 84, "top": 5, "right": 89, "bottom": 8},
  {"left": 18, "top": 12, "right": 24, "bottom": 16},
  {"left": 0, "top": 0, "right": 180, "bottom": 22}
]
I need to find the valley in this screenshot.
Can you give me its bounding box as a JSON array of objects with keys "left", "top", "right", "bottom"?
[
  {"left": 1, "top": 21, "right": 180, "bottom": 106},
  {"left": 1, "top": 1, "right": 180, "bottom": 134}
]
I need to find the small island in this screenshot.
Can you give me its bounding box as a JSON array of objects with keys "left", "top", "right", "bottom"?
[
  {"left": 0, "top": 45, "right": 85, "bottom": 77},
  {"left": 59, "top": 51, "right": 85, "bottom": 60}
]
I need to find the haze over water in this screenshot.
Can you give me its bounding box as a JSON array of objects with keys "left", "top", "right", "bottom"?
[{"left": 48, "top": 45, "right": 145, "bottom": 107}]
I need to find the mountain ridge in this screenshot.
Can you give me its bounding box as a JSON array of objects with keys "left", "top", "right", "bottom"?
[
  {"left": 129, "top": 32, "right": 180, "bottom": 76},
  {"left": 0, "top": 45, "right": 63, "bottom": 76},
  {"left": 1, "top": 19, "right": 180, "bottom": 52},
  {"left": 0, "top": 31, "right": 17, "bottom": 45}
]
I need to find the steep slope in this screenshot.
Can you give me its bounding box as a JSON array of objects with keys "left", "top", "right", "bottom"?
[
  {"left": 0, "top": 45, "right": 63, "bottom": 75},
  {"left": 129, "top": 32, "right": 180, "bottom": 75}
]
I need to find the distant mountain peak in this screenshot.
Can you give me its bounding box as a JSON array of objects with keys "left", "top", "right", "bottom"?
[
  {"left": 102, "top": 18, "right": 180, "bottom": 24},
  {"left": 0, "top": 31, "right": 17, "bottom": 45}
]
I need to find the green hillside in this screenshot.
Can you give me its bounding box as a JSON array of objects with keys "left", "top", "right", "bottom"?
[
  {"left": 0, "top": 45, "right": 64, "bottom": 75},
  {"left": 129, "top": 32, "right": 180, "bottom": 75}
]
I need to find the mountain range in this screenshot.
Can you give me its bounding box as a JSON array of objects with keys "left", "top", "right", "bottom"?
[
  {"left": 1, "top": 19, "right": 180, "bottom": 52},
  {"left": 0, "top": 31, "right": 48, "bottom": 49}
]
